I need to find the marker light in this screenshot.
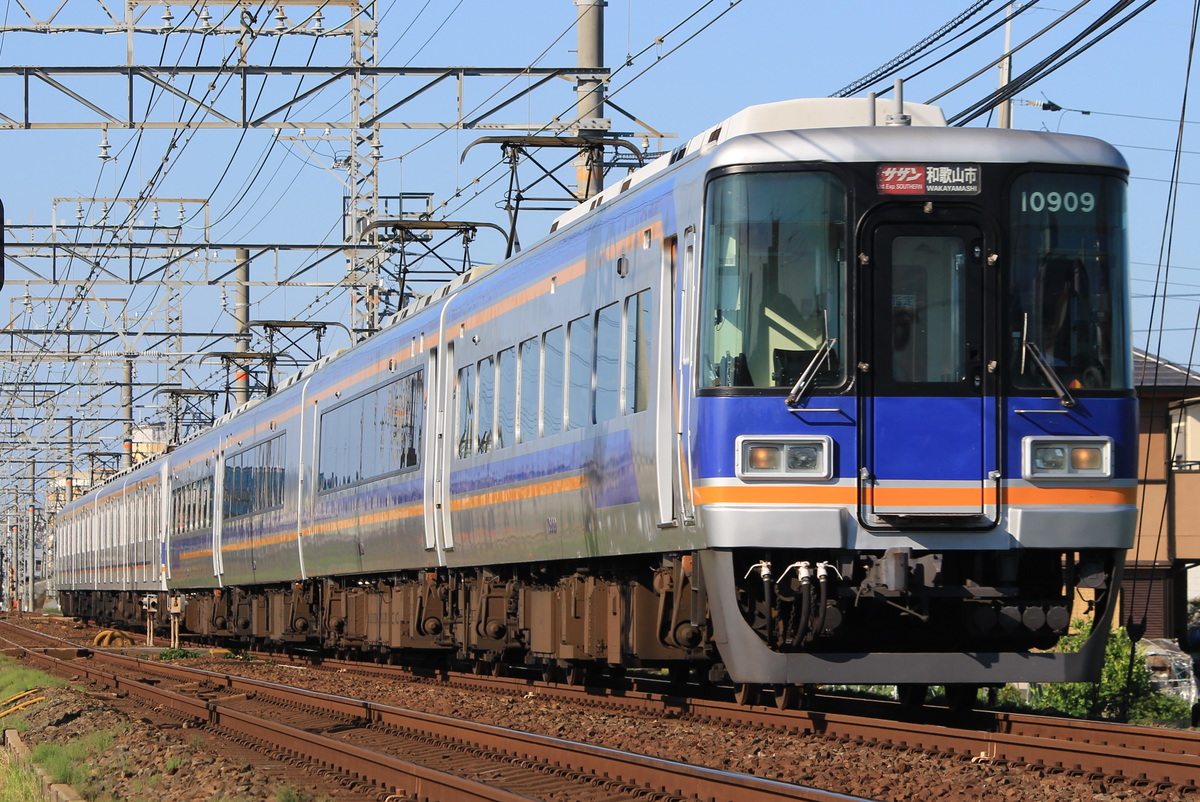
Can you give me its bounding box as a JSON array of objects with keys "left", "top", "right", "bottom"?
[
  {"left": 1071, "top": 447, "right": 1103, "bottom": 471},
  {"left": 748, "top": 446, "right": 781, "bottom": 471},
  {"left": 1023, "top": 437, "right": 1112, "bottom": 480},
  {"left": 737, "top": 435, "right": 833, "bottom": 481}
]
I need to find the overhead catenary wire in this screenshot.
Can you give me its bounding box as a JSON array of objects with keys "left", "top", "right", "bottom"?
[
  {"left": 833, "top": 0, "right": 1007, "bottom": 98},
  {"left": 948, "top": 0, "right": 1160, "bottom": 125}
]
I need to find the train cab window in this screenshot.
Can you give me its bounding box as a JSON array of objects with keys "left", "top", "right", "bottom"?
[
  {"left": 1009, "top": 173, "right": 1130, "bottom": 391},
  {"left": 477, "top": 356, "right": 495, "bottom": 454},
  {"left": 497, "top": 347, "right": 517, "bottom": 449},
  {"left": 568, "top": 315, "right": 593, "bottom": 429},
  {"left": 519, "top": 337, "right": 540, "bottom": 442},
  {"left": 700, "top": 171, "right": 847, "bottom": 390},
  {"left": 595, "top": 302, "right": 621, "bottom": 423},
  {"left": 625, "top": 290, "right": 651, "bottom": 413},
  {"left": 543, "top": 327, "right": 565, "bottom": 436}
]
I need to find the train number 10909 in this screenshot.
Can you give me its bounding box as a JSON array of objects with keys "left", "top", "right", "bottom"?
[{"left": 1019, "top": 190, "right": 1096, "bottom": 214}]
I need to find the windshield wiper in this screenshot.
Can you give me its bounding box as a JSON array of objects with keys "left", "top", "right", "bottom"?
[
  {"left": 1020, "top": 314, "right": 1076, "bottom": 408},
  {"left": 786, "top": 336, "right": 838, "bottom": 407}
]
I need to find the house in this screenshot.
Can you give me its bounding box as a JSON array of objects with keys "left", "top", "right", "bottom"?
[{"left": 1122, "top": 348, "right": 1200, "bottom": 641}]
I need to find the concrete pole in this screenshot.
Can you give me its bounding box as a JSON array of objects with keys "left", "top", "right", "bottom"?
[
  {"left": 5, "top": 514, "right": 12, "bottom": 611},
  {"left": 575, "top": 0, "right": 605, "bottom": 199},
  {"left": 122, "top": 357, "right": 134, "bottom": 470},
  {"left": 26, "top": 461, "right": 34, "bottom": 612},
  {"left": 235, "top": 248, "right": 251, "bottom": 407},
  {"left": 997, "top": 3, "right": 1013, "bottom": 130},
  {"left": 65, "top": 417, "right": 75, "bottom": 502}
]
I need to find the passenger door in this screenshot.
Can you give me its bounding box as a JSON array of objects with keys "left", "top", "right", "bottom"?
[{"left": 858, "top": 220, "right": 999, "bottom": 527}]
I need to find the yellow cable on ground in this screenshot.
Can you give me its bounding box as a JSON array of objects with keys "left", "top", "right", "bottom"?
[
  {"left": 0, "top": 697, "right": 43, "bottom": 719},
  {"left": 0, "top": 689, "right": 39, "bottom": 707}
]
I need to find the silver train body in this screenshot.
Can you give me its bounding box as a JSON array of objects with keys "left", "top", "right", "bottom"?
[{"left": 54, "top": 97, "right": 1135, "bottom": 687}]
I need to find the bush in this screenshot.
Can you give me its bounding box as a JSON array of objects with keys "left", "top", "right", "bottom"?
[{"left": 1031, "top": 619, "right": 1193, "bottom": 723}]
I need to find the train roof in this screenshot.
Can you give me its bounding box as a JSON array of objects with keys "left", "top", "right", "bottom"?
[{"left": 550, "top": 96, "right": 1126, "bottom": 232}]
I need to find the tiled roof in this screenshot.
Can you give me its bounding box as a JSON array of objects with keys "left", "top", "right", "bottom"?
[{"left": 1134, "top": 348, "right": 1200, "bottom": 391}]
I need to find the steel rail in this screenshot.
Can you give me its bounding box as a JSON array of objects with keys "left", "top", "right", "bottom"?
[
  {"left": 275, "top": 651, "right": 1200, "bottom": 789},
  {"left": 7, "top": 633, "right": 865, "bottom": 802},
  {"left": 15, "top": 647, "right": 534, "bottom": 802}
]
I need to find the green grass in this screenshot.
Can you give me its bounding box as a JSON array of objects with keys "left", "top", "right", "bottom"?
[
  {"left": 0, "top": 654, "right": 67, "bottom": 701},
  {"left": 30, "top": 729, "right": 114, "bottom": 785},
  {"left": 0, "top": 754, "right": 42, "bottom": 802}
]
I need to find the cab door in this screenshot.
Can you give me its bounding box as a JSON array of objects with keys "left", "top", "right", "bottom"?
[{"left": 858, "top": 220, "right": 999, "bottom": 527}]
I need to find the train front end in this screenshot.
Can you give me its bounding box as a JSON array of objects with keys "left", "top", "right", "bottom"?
[{"left": 689, "top": 103, "right": 1134, "bottom": 687}]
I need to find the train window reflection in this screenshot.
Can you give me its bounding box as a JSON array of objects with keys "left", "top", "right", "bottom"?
[
  {"left": 625, "top": 290, "right": 651, "bottom": 413},
  {"left": 595, "top": 302, "right": 621, "bottom": 423},
  {"left": 700, "top": 170, "right": 846, "bottom": 390},
  {"left": 317, "top": 370, "right": 425, "bottom": 489},
  {"left": 543, "top": 327, "right": 565, "bottom": 436},
  {"left": 477, "top": 356, "right": 495, "bottom": 454},
  {"left": 497, "top": 347, "right": 516, "bottom": 449},
  {"left": 519, "top": 337, "right": 539, "bottom": 442},
  {"left": 890, "top": 236, "right": 967, "bottom": 383},
  {"left": 568, "top": 315, "right": 592, "bottom": 429},
  {"left": 455, "top": 363, "right": 475, "bottom": 460},
  {"left": 1009, "top": 173, "right": 1129, "bottom": 391}
]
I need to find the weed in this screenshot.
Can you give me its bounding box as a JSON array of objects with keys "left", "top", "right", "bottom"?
[{"left": 157, "top": 647, "right": 201, "bottom": 661}]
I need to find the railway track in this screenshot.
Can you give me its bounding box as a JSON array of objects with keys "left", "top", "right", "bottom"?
[
  {"left": 8, "top": 615, "right": 1199, "bottom": 796},
  {"left": 227, "top": 644, "right": 1200, "bottom": 792},
  {"left": 1, "top": 619, "right": 863, "bottom": 802}
]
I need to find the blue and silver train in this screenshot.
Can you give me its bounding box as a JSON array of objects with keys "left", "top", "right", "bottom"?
[{"left": 53, "top": 95, "right": 1135, "bottom": 694}]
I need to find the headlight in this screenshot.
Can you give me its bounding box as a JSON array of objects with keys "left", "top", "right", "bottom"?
[
  {"left": 1023, "top": 437, "right": 1112, "bottom": 479},
  {"left": 736, "top": 435, "right": 833, "bottom": 481}
]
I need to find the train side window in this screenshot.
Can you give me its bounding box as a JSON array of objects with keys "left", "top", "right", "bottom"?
[
  {"left": 384, "top": 370, "right": 423, "bottom": 469},
  {"left": 568, "top": 315, "right": 593, "bottom": 429},
  {"left": 477, "top": 356, "right": 495, "bottom": 454},
  {"left": 519, "top": 337, "right": 540, "bottom": 442},
  {"left": 497, "top": 347, "right": 516, "bottom": 449},
  {"left": 595, "top": 302, "right": 621, "bottom": 423},
  {"left": 625, "top": 290, "right": 651, "bottom": 413},
  {"left": 360, "top": 392, "right": 381, "bottom": 482},
  {"left": 543, "top": 327, "right": 565, "bottom": 436},
  {"left": 456, "top": 363, "right": 476, "bottom": 459}
]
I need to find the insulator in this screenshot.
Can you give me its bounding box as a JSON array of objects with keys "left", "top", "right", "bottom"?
[
  {"left": 198, "top": 6, "right": 211, "bottom": 27},
  {"left": 162, "top": 5, "right": 174, "bottom": 25}
]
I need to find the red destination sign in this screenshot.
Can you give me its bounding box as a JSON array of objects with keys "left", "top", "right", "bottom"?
[{"left": 877, "top": 164, "right": 981, "bottom": 196}]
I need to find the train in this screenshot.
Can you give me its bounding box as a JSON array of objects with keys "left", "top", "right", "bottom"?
[{"left": 52, "top": 94, "right": 1135, "bottom": 700}]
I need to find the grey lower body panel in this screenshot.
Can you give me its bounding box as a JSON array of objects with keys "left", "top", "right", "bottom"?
[{"left": 699, "top": 548, "right": 1118, "bottom": 686}]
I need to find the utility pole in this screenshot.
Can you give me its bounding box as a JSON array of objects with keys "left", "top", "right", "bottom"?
[
  {"left": 235, "top": 248, "right": 251, "bottom": 408},
  {"left": 575, "top": 0, "right": 607, "bottom": 199},
  {"left": 997, "top": 3, "right": 1014, "bottom": 129},
  {"left": 122, "top": 358, "right": 134, "bottom": 470},
  {"left": 26, "top": 461, "right": 34, "bottom": 612},
  {"left": 65, "top": 417, "right": 75, "bottom": 502}
]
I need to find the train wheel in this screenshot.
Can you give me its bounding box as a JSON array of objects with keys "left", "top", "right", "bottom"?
[
  {"left": 772, "top": 684, "right": 798, "bottom": 710},
  {"left": 541, "top": 662, "right": 559, "bottom": 684},
  {"left": 944, "top": 684, "right": 979, "bottom": 713},
  {"left": 668, "top": 665, "right": 689, "bottom": 690},
  {"left": 564, "top": 662, "right": 586, "bottom": 686},
  {"left": 491, "top": 660, "right": 506, "bottom": 677},
  {"left": 472, "top": 659, "right": 488, "bottom": 676},
  {"left": 734, "top": 683, "right": 760, "bottom": 706},
  {"left": 897, "top": 683, "right": 928, "bottom": 712}
]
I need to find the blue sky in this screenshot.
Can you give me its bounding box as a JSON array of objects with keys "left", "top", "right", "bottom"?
[{"left": 0, "top": 0, "right": 1196, "bottom": 403}]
